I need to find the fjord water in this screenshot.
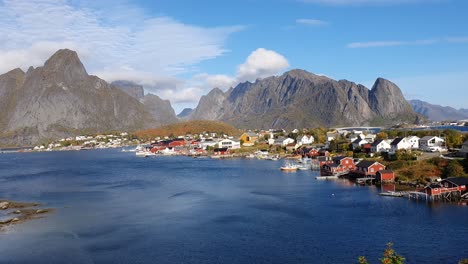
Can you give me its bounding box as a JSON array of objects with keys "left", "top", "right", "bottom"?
[{"left": 0, "top": 150, "right": 466, "bottom": 264}]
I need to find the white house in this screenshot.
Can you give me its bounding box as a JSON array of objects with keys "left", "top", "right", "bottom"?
[
  {"left": 297, "top": 135, "right": 314, "bottom": 146},
  {"left": 326, "top": 132, "right": 339, "bottom": 142},
  {"left": 269, "top": 137, "right": 295, "bottom": 147},
  {"left": 218, "top": 139, "right": 241, "bottom": 149},
  {"left": 364, "top": 134, "right": 377, "bottom": 143},
  {"left": 405, "top": 136, "right": 420, "bottom": 149},
  {"left": 200, "top": 138, "right": 218, "bottom": 149},
  {"left": 389, "top": 138, "right": 412, "bottom": 154},
  {"left": 419, "top": 136, "right": 445, "bottom": 151},
  {"left": 352, "top": 138, "right": 368, "bottom": 150},
  {"left": 370, "top": 139, "right": 391, "bottom": 153}
]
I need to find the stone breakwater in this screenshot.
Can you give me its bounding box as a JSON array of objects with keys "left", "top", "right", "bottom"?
[{"left": 0, "top": 200, "right": 53, "bottom": 231}]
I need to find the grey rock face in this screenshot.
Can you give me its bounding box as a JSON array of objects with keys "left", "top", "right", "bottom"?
[
  {"left": 189, "top": 69, "right": 419, "bottom": 129},
  {"left": 189, "top": 88, "right": 226, "bottom": 120},
  {"left": 111, "top": 80, "right": 145, "bottom": 100},
  {"left": 177, "top": 108, "right": 193, "bottom": 119},
  {"left": 409, "top": 99, "right": 468, "bottom": 121},
  {"left": 112, "top": 80, "right": 178, "bottom": 125},
  {"left": 141, "top": 94, "right": 178, "bottom": 126},
  {"left": 0, "top": 49, "right": 165, "bottom": 146}
]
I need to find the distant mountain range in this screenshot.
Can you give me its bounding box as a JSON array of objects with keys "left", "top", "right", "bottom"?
[
  {"left": 409, "top": 100, "right": 468, "bottom": 121},
  {"left": 0, "top": 49, "right": 177, "bottom": 146},
  {"left": 186, "top": 69, "right": 422, "bottom": 129},
  {"left": 0, "top": 49, "right": 429, "bottom": 146}
]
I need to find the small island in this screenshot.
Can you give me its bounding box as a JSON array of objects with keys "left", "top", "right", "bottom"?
[{"left": 0, "top": 200, "right": 53, "bottom": 232}]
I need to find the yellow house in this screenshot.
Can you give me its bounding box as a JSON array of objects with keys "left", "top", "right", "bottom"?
[{"left": 240, "top": 132, "right": 259, "bottom": 146}]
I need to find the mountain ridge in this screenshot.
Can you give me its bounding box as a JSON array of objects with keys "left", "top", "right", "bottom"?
[
  {"left": 188, "top": 69, "right": 421, "bottom": 129},
  {"left": 0, "top": 49, "right": 175, "bottom": 146}
]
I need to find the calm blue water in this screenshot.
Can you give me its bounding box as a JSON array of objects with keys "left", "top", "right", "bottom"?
[{"left": 0, "top": 150, "right": 467, "bottom": 264}]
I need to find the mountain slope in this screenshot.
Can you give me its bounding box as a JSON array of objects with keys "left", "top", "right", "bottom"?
[
  {"left": 111, "top": 80, "right": 178, "bottom": 125},
  {"left": 177, "top": 108, "right": 193, "bottom": 119},
  {"left": 409, "top": 99, "right": 468, "bottom": 121},
  {"left": 189, "top": 69, "right": 420, "bottom": 129},
  {"left": 0, "top": 49, "right": 163, "bottom": 146}
]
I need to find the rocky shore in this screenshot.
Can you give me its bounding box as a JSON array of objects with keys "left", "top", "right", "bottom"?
[{"left": 0, "top": 200, "right": 53, "bottom": 231}]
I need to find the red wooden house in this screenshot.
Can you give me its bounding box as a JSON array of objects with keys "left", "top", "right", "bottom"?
[
  {"left": 424, "top": 177, "right": 468, "bottom": 196},
  {"left": 376, "top": 170, "right": 395, "bottom": 183},
  {"left": 169, "top": 140, "right": 186, "bottom": 148},
  {"left": 353, "top": 160, "right": 385, "bottom": 176},
  {"left": 322, "top": 163, "right": 343, "bottom": 175},
  {"left": 317, "top": 156, "right": 333, "bottom": 167},
  {"left": 308, "top": 149, "right": 319, "bottom": 157},
  {"left": 332, "top": 156, "right": 356, "bottom": 170},
  {"left": 213, "top": 147, "right": 229, "bottom": 155}
]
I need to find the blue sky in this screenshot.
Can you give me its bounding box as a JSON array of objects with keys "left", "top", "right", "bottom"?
[{"left": 0, "top": 0, "right": 467, "bottom": 113}]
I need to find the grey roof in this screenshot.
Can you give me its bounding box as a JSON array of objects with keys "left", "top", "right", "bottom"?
[
  {"left": 420, "top": 136, "right": 437, "bottom": 141},
  {"left": 377, "top": 170, "right": 394, "bottom": 174},
  {"left": 390, "top": 138, "right": 404, "bottom": 146},
  {"left": 244, "top": 132, "right": 258, "bottom": 137},
  {"left": 445, "top": 177, "right": 468, "bottom": 186},
  {"left": 371, "top": 139, "right": 383, "bottom": 147},
  {"left": 356, "top": 160, "right": 378, "bottom": 168}
]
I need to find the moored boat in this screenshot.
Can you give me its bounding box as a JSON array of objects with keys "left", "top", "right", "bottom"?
[{"left": 280, "top": 163, "right": 298, "bottom": 171}]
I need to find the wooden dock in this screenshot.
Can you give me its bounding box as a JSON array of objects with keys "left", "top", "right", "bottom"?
[{"left": 356, "top": 177, "right": 375, "bottom": 185}]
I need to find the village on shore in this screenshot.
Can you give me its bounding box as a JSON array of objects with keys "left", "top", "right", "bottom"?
[{"left": 3, "top": 123, "right": 468, "bottom": 204}]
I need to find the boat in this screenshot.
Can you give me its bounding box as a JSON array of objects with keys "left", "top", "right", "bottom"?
[
  {"left": 135, "top": 151, "right": 155, "bottom": 157},
  {"left": 280, "top": 163, "right": 298, "bottom": 171},
  {"left": 315, "top": 175, "right": 339, "bottom": 180},
  {"left": 379, "top": 191, "right": 405, "bottom": 197},
  {"left": 297, "top": 164, "right": 310, "bottom": 170}
]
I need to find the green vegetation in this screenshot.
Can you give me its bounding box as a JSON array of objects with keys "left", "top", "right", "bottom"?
[
  {"left": 133, "top": 120, "right": 241, "bottom": 140},
  {"left": 358, "top": 242, "right": 405, "bottom": 264}
]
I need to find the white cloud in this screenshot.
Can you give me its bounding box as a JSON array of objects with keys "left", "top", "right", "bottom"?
[
  {"left": 347, "top": 39, "right": 438, "bottom": 48},
  {"left": 0, "top": 0, "right": 242, "bottom": 78},
  {"left": 447, "top": 37, "right": 468, "bottom": 43},
  {"left": 236, "top": 48, "right": 290, "bottom": 82},
  {"left": 296, "top": 18, "right": 328, "bottom": 26}
]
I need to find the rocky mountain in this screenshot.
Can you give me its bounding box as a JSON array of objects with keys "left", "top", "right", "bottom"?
[
  {"left": 188, "top": 69, "right": 420, "bottom": 129},
  {"left": 177, "top": 108, "right": 193, "bottom": 119},
  {"left": 0, "top": 49, "right": 175, "bottom": 146},
  {"left": 409, "top": 99, "right": 468, "bottom": 121},
  {"left": 111, "top": 81, "right": 178, "bottom": 125},
  {"left": 111, "top": 80, "right": 144, "bottom": 100}
]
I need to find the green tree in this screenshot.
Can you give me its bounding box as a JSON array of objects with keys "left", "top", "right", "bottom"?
[
  {"left": 358, "top": 243, "right": 405, "bottom": 264},
  {"left": 444, "top": 160, "right": 465, "bottom": 178},
  {"left": 377, "top": 132, "right": 388, "bottom": 140}
]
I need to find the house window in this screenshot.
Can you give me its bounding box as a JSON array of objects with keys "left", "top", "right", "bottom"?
[
  {"left": 370, "top": 168, "right": 374, "bottom": 173},
  {"left": 345, "top": 160, "right": 348, "bottom": 164}
]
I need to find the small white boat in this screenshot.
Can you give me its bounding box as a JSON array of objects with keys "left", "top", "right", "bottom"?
[
  {"left": 135, "top": 151, "right": 155, "bottom": 157},
  {"left": 297, "top": 164, "right": 310, "bottom": 170},
  {"left": 280, "top": 163, "right": 298, "bottom": 171}
]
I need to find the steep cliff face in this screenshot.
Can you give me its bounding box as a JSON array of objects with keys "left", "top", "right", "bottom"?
[
  {"left": 111, "top": 80, "right": 178, "bottom": 126},
  {"left": 177, "top": 108, "right": 193, "bottom": 119},
  {"left": 111, "top": 80, "right": 145, "bottom": 100},
  {"left": 189, "top": 88, "right": 227, "bottom": 120},
  {"left": 189, "top": 69, "right": 419, "bottom": 129},
  {"left": 141, "top": 94, "right": 179, "bottom": 125},
  {"left": 0, "top": 49, "right": 159, "bottom": 146}
]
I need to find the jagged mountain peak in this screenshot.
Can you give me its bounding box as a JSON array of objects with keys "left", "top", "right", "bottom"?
[
  {"left": 371, "top": 77, "right": 401, "bottom": 94},
  {"left": 43, "top": 49, "right": 87, "bottom": 80},
  {"left": 189, "top": 69, "right": 419, "bottom": 128}
]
